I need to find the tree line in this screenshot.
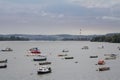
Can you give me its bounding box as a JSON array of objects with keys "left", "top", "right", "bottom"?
[
  {"left": 91, "top": 33, "right": 120, "bottom": 43},
  {"left": 0, "top": 36, "right": 29, "bottom": 41}
]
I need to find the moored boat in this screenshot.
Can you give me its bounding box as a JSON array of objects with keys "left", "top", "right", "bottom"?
[
  {"left": 1, "top": 48, "right": 13, "bottom": 52},
  {"left": 105, "top": 57, "right": 116, "bottom": 60},
  {"left": 39, "top": 62, "right": 51, "bottom": 65},
  {"left": 90, "top": 56, "right": 98, "bottom": 58},
  {"left": 64, "top": 57, "right": 74, "bottom": 59},
  {"left": 98, "top": 67, "right": 110, "bottom": 71},
  {"left": 37, "top": 66, "right": 51, "bottom": 74},
  {"left": 0, "top": 64, "right": 7, "bottom": 69},
  {"left": 62, "top": 49, "right": 69, "bottom": 52},
  {"left": 0, "top": 59, "right": 7, "bottom": 63},
  {"left": 82, "top": 46, "right": 89, "bottom": 49},
  {"left": 104, "top": 54, "right": 117, "bottom": 60},
  {"left": 33, "top": 57, "right": 47, "bottom": 61},
  {"left": 29, "top": 47, "right": 41, "bottom": 54},
  {"left": 98, "top": 60, "right": 105, "bottom": 65},
  {"left": 104, "top": 54, "right": 117, "bottom": 57},
  {"left": 58, "top": 54, "right": 67, "bottom": 57}
]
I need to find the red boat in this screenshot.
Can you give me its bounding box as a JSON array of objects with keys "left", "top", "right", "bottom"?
[
  {"left": 31, "top": 50, "right": 41, "bottom": 54},
  {"left": 98, "top": 60, "right": 105, "bottom": 65},
  {"left": 29, "top": 48, "right": 41, "bottom": 54}
]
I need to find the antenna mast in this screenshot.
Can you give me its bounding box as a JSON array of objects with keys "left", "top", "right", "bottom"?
[
  {"left": 79, "top": 29, "right": 82, "bottom": 40},
  {"left": 80, "top": 29, "right": 82, "bottom": 35}
]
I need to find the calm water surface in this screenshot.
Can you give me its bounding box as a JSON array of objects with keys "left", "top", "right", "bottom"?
[{"left": 0, "top": 41, "right": 120, "bottom": 80}]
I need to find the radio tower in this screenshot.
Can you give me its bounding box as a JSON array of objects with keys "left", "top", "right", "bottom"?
[
  {"left": 80, "top": 29, "right": 82, "bottom": 35},
  {"left": 79, "top": 29, "right": 82, "bottom": 40}
]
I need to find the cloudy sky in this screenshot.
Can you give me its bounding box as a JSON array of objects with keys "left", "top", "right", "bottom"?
[{"left": 0, "top": 0, "right": 120, "bottom": 35}]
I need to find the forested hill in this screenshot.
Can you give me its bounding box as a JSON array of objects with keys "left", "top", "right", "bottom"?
[
  {"left": 0, "top": 33, "right": 120, "bottom": 42},
  {"left": 91, "top": 33, "right": 120, "bottom": 43},
  {"left": 0, "top": 34, "right": 94, "bottom": 41},
  {"left": 0, "top": 35, "right": 29, "bottom": 41}
]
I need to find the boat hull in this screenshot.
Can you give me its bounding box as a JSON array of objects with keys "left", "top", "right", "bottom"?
[
  {"left": 39, "top": 62, "right": 51, "bottom": 65},
  {"left": 33, "top": 58, "right": 47, "bottom": 61},
  {"left": 37, "top": 68, "right": 51, "bottom": 74},
  {"left": 0, "top": 65, "right": 7, "bottom": 69},
  {"left": 37, "top": 70, "right": 51, "bottom": 74},
  {"left": 65, "top": 57, "right": 74, "bottom": 59},
  {"left": 0, "top": 59, "right": 7, "bottom": 63},
  {"left": 90, "top": 56, "right": 98, "bottom": 58},
  {"left": 99, "top": 67, "right": 110, "bottom": 71}
]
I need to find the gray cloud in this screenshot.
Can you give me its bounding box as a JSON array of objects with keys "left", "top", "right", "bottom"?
[
  {"left": 0, "top": 0, "right": 120, "bottom": 35},
  {"left": 70, "top": 0, "right": 120, "bottom": 8}
]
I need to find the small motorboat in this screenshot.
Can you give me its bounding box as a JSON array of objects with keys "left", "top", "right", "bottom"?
[
  {"left": 98, "top": 60, "right": 105, "bottom": 65},
  {"left": 29, "top": 47, "right": 41, "bottom": 54},
  {"left": 90, "top": 56, "right": 98, "bottom": 58},
  {"left": 117, "top": 46, "right": 120, "bottom": 50},
  {"left": 58, "top": 54, "right": 67, "bottom": 57},
  {"left": 39, "top": 62, "right": 51, "bottom": 65},
  {"left": 62, "top": 49, "right": 69, "bottom": 52},
  {"left": 33, "top": 57, "right": 47, "bottom": 61},
  {"left": 82, "top": 46, "right": 89, "bottom": 49},
  {"left": 0, "top": 59, "right": 7, "bottom": 63},
  {"left": 37, "top": 66, "right": 52, "bottom": 74},
  {"left": 98, "top": 67, "right": 110, "bottom": 71},
  {"left": 105, "top": 57, "right": 116, "bottom": 60},
  {"left": 104, "top": 54, "right": 117, "bottom": 60},
  {"left": 104, "top": 54, "right": 117, "bottom": 57},
  {"left": 1, "top": 48, "right": 13, "bottom": 52},
  {"left": 64, "top": 57, "right": 74, "bottom": 59},
  {"left": 0, "top": 64, "right": 7, "bottom": 69}
]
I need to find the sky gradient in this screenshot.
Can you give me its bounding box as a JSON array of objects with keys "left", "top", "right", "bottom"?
[{"left": 0, "top": 0, "right": 120, "bottom": 35}]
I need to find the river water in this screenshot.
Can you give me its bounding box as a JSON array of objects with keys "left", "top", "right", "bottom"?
[{"left": 0, "top": 41, "right": 120, "bottom": 80}]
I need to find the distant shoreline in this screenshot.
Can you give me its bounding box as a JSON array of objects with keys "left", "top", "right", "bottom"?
[{"left": 0, "top": 33, "right": 120, "bottom": 43}]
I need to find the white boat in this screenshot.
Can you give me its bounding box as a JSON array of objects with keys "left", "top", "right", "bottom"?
[
  {"left": 62, "top": 49, "right": 69, "bottom": 52},
  {"left": 82, "top": 46, "right": 89, "bottom": 49},
  {"left": 0, "top": 59, "right": 7, "bottom": 63},
  {"left": 37, "top": 66, "right": 51, "bottom": 74},
  {"left": 104, "top": 54, "right": 117, "bottom": 60},
  {"left": 104, "top": 54, "right": 117, "bottom": 57},
  {"left": 1, "top": 48, "right": 13, "bottom": 52},
  {"left": 105, "top": 57, "right": 116, "bottom": 60}
]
